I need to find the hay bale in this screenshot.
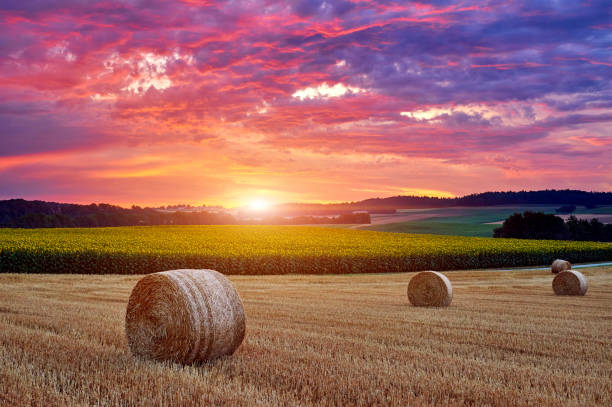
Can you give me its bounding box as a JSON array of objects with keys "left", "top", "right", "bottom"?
[
  {"left": 553, "top": 270, "right": 587, "bottom": 296},
  {"left": 125, "top": 269, "right": 245, "bottom": 364},
  {"left": 407, "top": 271, "right": 453, "bottom": 307},
  {"left": 551, "top": 259, "right": 571, "bottom": 274}
]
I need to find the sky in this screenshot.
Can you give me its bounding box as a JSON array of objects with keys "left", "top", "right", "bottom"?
[{"left": 0, "top": 0, "right": 611, "bottom": 207}]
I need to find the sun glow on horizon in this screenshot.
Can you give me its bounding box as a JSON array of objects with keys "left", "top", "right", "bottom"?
[{"left": 248, "top": 199, "right": 270, "bottom": 211}]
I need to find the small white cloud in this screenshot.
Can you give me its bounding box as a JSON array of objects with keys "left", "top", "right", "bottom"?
[
  {"left": 335, "top": 60, "right": 346, "bottom": 67},
  {"left": 401, "top": 103, "right": 538, "bottom": 126},
  {"left": 292, "top": 82, "right": 364, "bottom": 101},
  {"left": 257, "top": 100, "right": 269, "bottom": 114},
  {"left": 246, "top": 101, "right": 270, "bottom": 116},
  {"left": 102, "top": 50, "right": 193, "bottom": 95},
  {"left": 401, "top": 108, "right": 452, "bottom": 121},
  {"left": 91, "top": 93, "right": 117, "bottom": 102},
  {"left": 173, "top": 50, "right": 194, "bottom": 65},
  {"left": 122, "top": 53, "right": 172, "bottom": 94},
  {"left": 48, "top": 42, "right": 76, "bottom": 62}
]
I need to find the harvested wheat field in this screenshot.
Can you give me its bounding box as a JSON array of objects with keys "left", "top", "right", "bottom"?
[{"left": 1, "top": 267, "right": 611, "bottom": 406}]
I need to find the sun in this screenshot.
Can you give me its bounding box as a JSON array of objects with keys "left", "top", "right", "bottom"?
[{"left": 248, "top": 199, "right": 269, "bottom": 211}]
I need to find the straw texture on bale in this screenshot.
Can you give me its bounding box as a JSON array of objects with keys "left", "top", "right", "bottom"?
[
  {"left": 407, "top": 271, "right": 453, "bottom": 307},
  {"left": 551, "top": 259, "right": 571, "bottom": 274},
  {"left": 552, "top": 270, "right": 588, "bottom": 296},
  {"left": 125, "top": 269, "right": 245, "bottom": 364}
]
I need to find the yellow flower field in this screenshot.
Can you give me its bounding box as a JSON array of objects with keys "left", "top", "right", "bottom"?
[{"left": 1, "top": 226, "right": 611, "bottom": 274}]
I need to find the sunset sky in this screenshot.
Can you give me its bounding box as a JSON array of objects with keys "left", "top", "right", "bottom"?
[{"left": 1, "top": 1, "right": 610, "bottom": 207}]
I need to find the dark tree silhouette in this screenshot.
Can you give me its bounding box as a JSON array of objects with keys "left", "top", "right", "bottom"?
[
  {"left": 494, "top": 212, "right": 568, "bottom": 240},
  {"left": 0, "top": 199, "right": 371, "bottom": 228},
  {"left": 494, "top": 212, "right": 612, "bottom": 242}
]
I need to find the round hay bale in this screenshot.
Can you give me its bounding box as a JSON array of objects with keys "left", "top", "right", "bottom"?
[
  {"left": 552, "top": 270, "right": 587, "bottom": 296},
  {"left": 407, "top": 271, "right": 453, "bottom": 307},
  {"left": 125, "top": 269, "right": 245, "bottom": 364},
  {"left": 551, "top": 259, "right": 571, "bottom": 274}
]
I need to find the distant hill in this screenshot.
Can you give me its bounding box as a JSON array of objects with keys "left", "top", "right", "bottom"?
[{"left": 276, "top": 190, "right": 612, "bottom": 215}]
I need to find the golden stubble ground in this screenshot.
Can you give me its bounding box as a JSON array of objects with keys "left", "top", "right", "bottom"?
[{"left": 1, "top": 267, "right": 611, "bottom": 406}]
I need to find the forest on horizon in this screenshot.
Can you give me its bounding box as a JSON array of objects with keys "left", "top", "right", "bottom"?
[{"left": 1, "top": 189, "right": 611, "bottom": 228}]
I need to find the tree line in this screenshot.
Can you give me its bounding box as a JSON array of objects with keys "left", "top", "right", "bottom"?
[
  {"left": 493, "top": 212, "right": 612, "bottom": 242},
  {"left": 0, "top": 199, "right": 370, "bottom": 228}
]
